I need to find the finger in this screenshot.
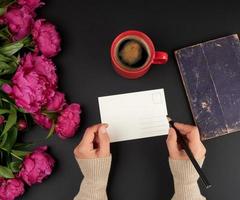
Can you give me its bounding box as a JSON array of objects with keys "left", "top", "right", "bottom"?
[
  {"left": 81, "top": 123, "right": 108, "bottom": 145},
  {"left": 185, "top": 126, "right": 201, "bottom": 143},
  {"left": 174, "top": 123, "right": 201, "bottom": 144},
  {"left": 97, "top": 125, "right": 110, "bottom": 156},
  {"left": 166, "top": 128, "right": 179, "bottom": 154},
  {"left": 174, "top": 122, "right": 195, "bottom": 135}
]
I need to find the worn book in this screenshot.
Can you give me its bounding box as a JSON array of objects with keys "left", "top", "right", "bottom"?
[{"left": 175, "top": 34, "right": 240, "bottom": 140}]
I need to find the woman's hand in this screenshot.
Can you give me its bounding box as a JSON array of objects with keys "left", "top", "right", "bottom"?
[
  {"left": 166, "top": 123, "right": 206, "bottom": 160},
  {"left": 74, "top": 123, "right": 110, "bottom": 159}
]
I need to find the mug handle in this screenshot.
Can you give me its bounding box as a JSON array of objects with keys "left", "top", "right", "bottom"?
[{"left": 153, "top": 51, "right": 168, "bottom": 64}]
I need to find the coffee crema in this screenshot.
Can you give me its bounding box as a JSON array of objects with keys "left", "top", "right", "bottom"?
[{"left": 117, "top": 38, "right": 149, "bottom": 69}]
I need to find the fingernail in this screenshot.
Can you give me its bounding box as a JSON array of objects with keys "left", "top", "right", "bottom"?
[
  {"left": 99, "top": 126, "right": 107, "bottom": 134},
  {"left": 102, "top": 123, "right": 109, "bottom": 128},
  {"left": 168, "top": 128, "right": 175, "bottom": 135}
]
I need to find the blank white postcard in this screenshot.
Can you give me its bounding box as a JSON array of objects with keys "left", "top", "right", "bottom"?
[{"left": 98, "top": 89, "right": 169, "bottom": 142}]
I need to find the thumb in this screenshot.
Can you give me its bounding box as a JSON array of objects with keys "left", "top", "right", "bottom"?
[
  {"left": 166, "top": 128, "right": 179, "bottom": 154},
  {"left": 97, "top": 125, "right": 110, "bottom": 157}
]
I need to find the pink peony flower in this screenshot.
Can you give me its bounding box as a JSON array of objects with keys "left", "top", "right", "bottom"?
[
  {"left": 32, "top": 92, "right": 65, "bottom": 130},
  {"left": 18, "top": 146, "right": 55, "bottom": 186},
  {"left": 32, "top": 113, "right": 52, "bottom": 129},
  {"left": 21, "top": 53, "right": 57, "bottom": 86},
  {"left": 9, "top": 53, "right": 57, "bottom": 113},
  {"left": 46, "top": 91, "right": 66, "bottom": 112},
  {"left": 18, "top": 0, "right": 44, "bottom": 11},
  {"left": 32, "top": 19, "right": 61, "bottom": 57},
  {"left": 2, "top": 83, "right": 12, "bottom": 94},
  {"left": 0, "top": 115, "right": 4, "bottom": 125},
  {"left": 0, "top": 178, "right": 25, "bottom": 200},
  {"left": 55, "top": 103, "right": 81, "bottom": 139},
  {"left": 4, "top": 6, "right": 34, "bottom": 41}
]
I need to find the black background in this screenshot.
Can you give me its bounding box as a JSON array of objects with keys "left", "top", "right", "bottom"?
[{"left": 20, "top": 1, "right": 240, "bottom": 200}]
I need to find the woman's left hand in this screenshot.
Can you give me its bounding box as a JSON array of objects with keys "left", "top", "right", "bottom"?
[{"left": 74, "top": 123, "right": 110, "bottom": 159}]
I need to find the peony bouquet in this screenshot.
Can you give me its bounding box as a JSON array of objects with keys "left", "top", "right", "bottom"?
[{"left": 0, "top": 0, "right": 81, "bottom": 199}]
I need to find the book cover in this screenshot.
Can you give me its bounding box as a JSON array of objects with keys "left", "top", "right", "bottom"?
[{"left": 175, "top": 34, "right": 240, "bottom": 140}]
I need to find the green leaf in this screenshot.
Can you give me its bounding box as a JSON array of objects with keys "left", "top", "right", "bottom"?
[
  {"left": 0, "top": 90, "right": 10, "bottom": 99},
  {"left": 0, "top": 108, "right": 9, "bottom": 114},
  {"left": 0, "top": 79, "right": 11, "bottom": 87},
  {"left": 46, "top": 121, "right": 55, "bottom": 139},
  {"left": 0, "top": 0, "right": 15, "bottom": 17},
  {"left": 0, "top": 61, "right": 17, "bottom": 75},
  {"left": 0, "top": 7, "right": 6, "bottom": 17},
  {"left": 0, "top": 36, "right": 33, "bottom": 56},
  {"left": 13, "top": 142, "right": 33, "bottom": 150},
  {"left": 1, "top": 127, "right": 18, "bottom": 151},
  {"left": 0, "top": 27, "right": 12, "bottom": 41},
  {"left": 16, "top": 108, "right": 27, "bottom": 113},
  {"left": 11, "top": 149, "right": 30, "bottom": 158},
  {"left": 0, "top": 53, "right": 13, "bottom": 62},
  {"left": 0, "top": 54, "right": 9, "bottom": 62},
  {"left": 0, "top": 0, "right": 15, "bottom": 8},
  {"left": 22, "top": 36, "right": 33, "bottom": 48},
  {"left": 2, "top": 106, "right": 17, "bottom": 136},
  {"left": 42, "top": 111, "right": 58, "bottom": 120},
  {"left": 8, "top": 161, "right": 21, "bottom": 173},
  {"left": 0, "top": 165, "right": 14, "bottom": 178},
  {"left": 1, "top": 97, "right": 16, "bottom": 106},
  {"left": 0, "top": 42, "right": 24, "bottom": 56}
]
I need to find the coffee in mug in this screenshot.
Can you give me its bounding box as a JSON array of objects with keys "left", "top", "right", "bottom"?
[
  {"left": 117, "top": 38, "right": 150, "bottom": 69},
  {"left": 111, "top": 30, "right": 168, "bottom": 79}
]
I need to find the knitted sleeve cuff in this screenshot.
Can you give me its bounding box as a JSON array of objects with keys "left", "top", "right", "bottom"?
[
  {"left": 76, "top": 155, "right": 112, "bottom": 184},
  {"left": 74, "top": 156, "right": 112, "bottom": 200},
  {"left": 169, "top": 158, "right": 205, "bottom": 184},
  {"left": 169, "top": 158, "right": 206, "bottom": 200}
]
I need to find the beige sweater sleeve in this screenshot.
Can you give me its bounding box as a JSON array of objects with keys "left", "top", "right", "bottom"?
[
  {"left": 74, "top": 156, "right": 112, "bottom": 200},
  {"left": 74, "top": 156, "right": 206, "bottom": 200},
  {"left": 169, "top": 158, "right": 206, "bottom": 200}
]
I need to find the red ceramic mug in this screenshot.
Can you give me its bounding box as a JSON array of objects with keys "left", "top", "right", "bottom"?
[{"left": 110, "top": 30, "right": 168, "bottom": 79}]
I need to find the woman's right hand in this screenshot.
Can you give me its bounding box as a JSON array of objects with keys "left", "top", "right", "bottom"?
[{"left": 166, "top": 123, "right": 206, "bottom": 160}]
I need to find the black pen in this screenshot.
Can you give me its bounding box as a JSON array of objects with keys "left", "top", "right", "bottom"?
[{"left": 167, "top": 116, "right": 212, "bottom": 189}]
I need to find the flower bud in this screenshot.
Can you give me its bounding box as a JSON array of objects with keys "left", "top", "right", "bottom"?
[
  {"left": 2, "top": 83, "right": 12, "bottom": 94},
  {"left": 18, "top": 119, "right": 27, "bottom": 131}
]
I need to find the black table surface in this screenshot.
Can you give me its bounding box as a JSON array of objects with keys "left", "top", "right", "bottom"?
[{"left": 20, "top": 1, "right": 240, "bottom": 200}]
